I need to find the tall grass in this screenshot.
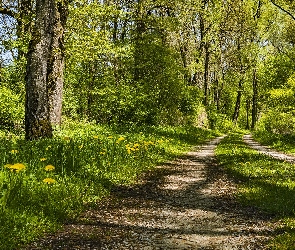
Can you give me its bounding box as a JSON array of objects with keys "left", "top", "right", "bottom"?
[
  {"left": 216, "top": 133, "right": 295, "bottom": 249},
  {"left": 0, "top": 121, "right": 218, "bottom": 249}
]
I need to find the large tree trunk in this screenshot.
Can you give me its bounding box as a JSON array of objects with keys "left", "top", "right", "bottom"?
[{"left": 25, "top": 0, "right": 68, "bottom": 140}]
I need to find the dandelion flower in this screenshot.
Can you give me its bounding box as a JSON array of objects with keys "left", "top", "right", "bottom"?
[
  {"left": 11, "top": 150, "right": 18, "bottom": 154},
  {"left": 116, "top": 136, "right": 125, "bottom": 143},
  {"left": 45, "top": 165, "right": 55, "bottom": 171},
  {"left": 43, "top": 178, "right": 56, "bottom": 184},
  {"left": 40, "top": 158, "right": 47, "bottom": 162},
  {"left": 93, "top": 135, "right": 99, "bottom": 139},
  {"left": 6, "top": 163, "right": 26, "bottom": 173}
]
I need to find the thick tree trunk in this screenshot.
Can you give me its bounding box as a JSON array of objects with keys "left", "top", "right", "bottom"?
[
  {"left": 25, "top": 0, "right": 68, "bottom": 140},
  {"left": 251, "top": 69, "right": 258, "bottom": 129}
]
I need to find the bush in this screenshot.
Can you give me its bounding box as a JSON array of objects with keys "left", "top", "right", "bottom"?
[{"left": 0, "top": 87, "right": 24, "bottom": 128}]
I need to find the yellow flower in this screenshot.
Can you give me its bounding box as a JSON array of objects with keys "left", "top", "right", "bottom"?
[
  {"left": 6, "top": 163, "right": 26, "bottom": 173},
  {"left": 107, "top": 136, "right": 113, "bottom": 139},
  {"left": 79, "top": 145, "right": 84, "bottom": 149},
  {"left": 45, "top": 145, "right": 52, "bottom": 151},
  {"left": 45, "top": 165, "right": 55, "bottom": 171},
  {"left": 40, "top": 158, "right": 47, "bottom": 162},
  {"left": 93, "top": 135, "right": 99, "bottom": 139},
  {"left": 116, "top": 136, "right": 125, "bottom": 143},
  {"left": 43, "top": 178, "right": 56, "bottom": 184},
  {"left": 100, "top": 151, "right": 106, "bottom": 155},
  {"left": 11, "top": 150, "right": 18, "bottom": 154}
]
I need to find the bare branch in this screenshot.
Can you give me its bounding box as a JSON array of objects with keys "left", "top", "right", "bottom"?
[
  {"left": 0, "top": 7, "right": 16, "bottom": 18},
  {"left": 270, "top": 0, "right": 295, "bottom": 21}
]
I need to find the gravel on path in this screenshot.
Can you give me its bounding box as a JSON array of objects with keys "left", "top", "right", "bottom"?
[
  {"left": 243, "top": 134, "right": 295, "bottom": 163},
  {"left": 24, "top": 136, "right": 277, "bottom": 250}
]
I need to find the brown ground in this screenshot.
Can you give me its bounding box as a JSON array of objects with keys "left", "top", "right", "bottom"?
[{"left": 24, "top": 136, "right": 279, "bottom": 250}]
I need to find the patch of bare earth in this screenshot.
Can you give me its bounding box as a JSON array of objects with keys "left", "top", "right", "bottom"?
[{"left": 24, "top": 136, "right": 279, "bottom": 250}]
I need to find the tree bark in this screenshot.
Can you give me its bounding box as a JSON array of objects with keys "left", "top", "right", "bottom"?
[
  {"left": 251, "top": 69, "right": 258, "bottom": 129},
  {"left": 25, "top": 0, "right": 68, "bottom": 140},
  {"left": 232, "top": 79, "right": 243, "bottom": 123}
]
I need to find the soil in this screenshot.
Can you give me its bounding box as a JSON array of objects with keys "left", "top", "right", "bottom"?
[{"left": 24, "top": 136, "right": 279, "bottom": 250}]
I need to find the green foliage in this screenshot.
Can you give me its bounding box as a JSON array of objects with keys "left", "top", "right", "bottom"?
[
  {"left": 0, "top": 86, "right": 24, "bottom": 128},
  {"left": 0, "top": 122, "right": 218, "bottom": 249}
]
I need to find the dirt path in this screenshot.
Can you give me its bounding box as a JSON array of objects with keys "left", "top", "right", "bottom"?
[
  {"left": 25, "top": 136, "right": 276, "bottom": 250},
  {"left": 243, "top": 134, "right": 295, "bottom": 163}
]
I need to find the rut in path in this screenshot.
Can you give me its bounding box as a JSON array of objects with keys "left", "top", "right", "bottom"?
[
  {"left": 25, "top": 136, "right": 276, "bottom": 250},
  {"left": 243, "top": 134, "right": 295, "bottom": 163}
]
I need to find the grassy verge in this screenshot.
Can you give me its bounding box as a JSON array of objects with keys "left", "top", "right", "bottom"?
[
  {"left": 253, "top": 130, "right": 295, "bottom": 155},
  {"left": 215, "top": 133, "right": 295, "bottom": 249},
  {"left": 0, "top": 121, "right": 219, "bottom": 250}
]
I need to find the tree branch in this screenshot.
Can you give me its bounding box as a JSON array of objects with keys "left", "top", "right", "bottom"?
[
  {"left": 270, "top": 0, "right": 295, "bottom": 21},
  {"left": 0, "top": 7, "right": 16, "bottom": 18}
]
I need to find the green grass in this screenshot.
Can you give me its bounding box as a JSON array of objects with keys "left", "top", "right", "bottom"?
[
  {"left": 215, "top": 133, "right": 295, "bottom": 249},
  {"left": 0, "top": 121, "right": 219, "bottom": 250},
  {"left": 253, "top": 130, "right": 295, "bottom": 155}
]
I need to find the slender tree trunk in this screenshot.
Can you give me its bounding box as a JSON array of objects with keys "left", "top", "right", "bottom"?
[
  {"left": 25, "top": 0, "right": 68, "bottom": 140},
  {"left": 251, "top": 69, "right": 258, "bottom": 129},
  {"left": 232, "top": 79, "right": 243, "bottom": 123},
  {"left": 203, "top": 43, "right": 210, "bottom": 106},
  {"left": 246, "top": 99, "right": 250, "bottom": 129}
]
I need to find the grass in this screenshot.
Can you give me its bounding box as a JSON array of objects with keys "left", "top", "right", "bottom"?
[
  {"left": 0, "top": 121, "right": 219, "bottom": 250},
  {"left": 215, "top": 133, "right": 295, "bottom": 249},
  {"left": 253, "top": 130, "right": 295, "bottom": 155}
]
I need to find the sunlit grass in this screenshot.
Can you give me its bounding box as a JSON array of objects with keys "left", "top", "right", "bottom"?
[
  {"left": 0, "top": 121, "right": 218, "bottom": 249},
  {"left": 215, "top": 133, "right": 295, "bottom": 249}
]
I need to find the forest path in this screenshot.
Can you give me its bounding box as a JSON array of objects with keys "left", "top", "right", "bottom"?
[
  {"left": 243, "top": 134, "right": 295, "bottom": 163},
  {"left": 25, "top": 136, "right": 276, "bottom": 250}
]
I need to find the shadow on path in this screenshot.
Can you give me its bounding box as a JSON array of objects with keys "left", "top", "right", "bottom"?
[{"left": 24, "top": 136, "right": 277, "bottom": 250}]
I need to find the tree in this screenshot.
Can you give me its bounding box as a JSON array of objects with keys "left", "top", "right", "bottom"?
[{"left": 25, "top": 0, "right": 68, "bottom": 140}]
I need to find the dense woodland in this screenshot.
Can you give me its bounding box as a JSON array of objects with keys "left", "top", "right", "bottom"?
[
  {"left": 1, "top": 0, "right": 295, "bottom": 249},
  {"left": 0, "top": 0, "right": 293, "bottom": 136}
]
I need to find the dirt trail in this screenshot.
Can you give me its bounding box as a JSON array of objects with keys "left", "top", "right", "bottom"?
[
  {"left": 25, "top": 136, "right": 276, "bottom": 250},
  {"left": 243, "top": 134, "right": 295, "bottom": 163}
]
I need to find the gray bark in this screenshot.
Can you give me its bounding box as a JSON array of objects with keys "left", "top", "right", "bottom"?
[{"left": 25, "top": 0, "right": 68, "bottom": 140}]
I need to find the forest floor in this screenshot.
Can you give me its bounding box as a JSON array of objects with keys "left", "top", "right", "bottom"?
[{"left": 23, "top": 135, "right": 284, "bottom": 250}]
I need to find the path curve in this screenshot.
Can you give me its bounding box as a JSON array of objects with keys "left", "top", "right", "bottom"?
[
  {"left": 243, "top": 134, "right": 295, "bottom": 163},
  {"left": 24, "top": 136, "right": 275, "bottom": 250}
]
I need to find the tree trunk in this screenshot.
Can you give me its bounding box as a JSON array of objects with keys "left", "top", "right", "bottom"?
[
  {"left": 251, "top": 69, "right": 258, "bottom": 129},
  {"left": 203, "top": 43, "right": 210, "bottom": 106},
  {"left": 232, "top": 79, "right": 243, "bottom": 123},
  {"left": 246, "top": 99, "right": 250, "bottom": 129},
  {"left": 25, "top": 0, "right": 68, "bottom": 140}
]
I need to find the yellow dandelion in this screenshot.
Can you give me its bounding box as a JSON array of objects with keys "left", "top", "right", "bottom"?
[
  {"left": 40, "top": 158, "right": 47, "bottom": 162},
  {"left": 6, "top": 163, "right": 26, "bottom": 173},
  {"left": 11, "top": 150, "right": 18, "bottom": 154},
  {"left": 44, "top": 165, "right": 55, "bottom": 171},
  {"left": 43, "top": 178, "right": 56, "bottom": 184},
  {"left": 93, "top": 135, "right": 99, "bottom": 139},
  {"left": 116, "top": 136, "right": 125, "bottom": 143}
]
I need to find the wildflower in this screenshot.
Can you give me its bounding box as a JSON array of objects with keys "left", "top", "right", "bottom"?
[
  {"left": 100, "top": 151, "right": 106, "bottom": 155},
  {"left": 93, "top": 135, "right": 99, "bottom": 139},
  {"left": 5, "top": 163, "right": 26, "bottom": 173},
  {"left": 133, "top": 143, "right": 140, "bottom": 150},
  {"left": 40, "top": 158, "right": 47, "bottom": 162},
  {"left": 107, "top": 136, "right": 113, "bottom": 139},
  {"left": 116, "top": 136, "right": 125, "bottom": 143},
  {"left": 43, "top": 178, "right": 56, "bottom": 184},
  {"left": 44, "top": 165, "right": 55, "bottom": 171},
  {"left": 11, "top": 150, "right": 18, "bottom": 154}
]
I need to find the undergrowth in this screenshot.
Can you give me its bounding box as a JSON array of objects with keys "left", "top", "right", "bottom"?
[
  {"left": 0, "top": 121, "right": 218, "bottom": 250},
  {"left": 253, "top": 130, "right": 295, "bottom": 155},
  {"left": 216, "top": 133, "right": 295, "bottom": 250}
]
